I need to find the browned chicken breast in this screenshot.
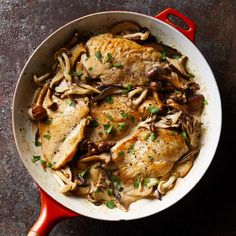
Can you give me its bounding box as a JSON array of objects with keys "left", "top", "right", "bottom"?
[
  {"left": 111, "top": 128, "right": 189, "bottom": 183},
  {"left": 87, "top": 94, "right": 140, "bottom": 144},
  {"left": 81, "top": 33, "right": 164, "bottom": 86},
  {"left": 39, "top": 95, "right": 89, "bottom": 169}
]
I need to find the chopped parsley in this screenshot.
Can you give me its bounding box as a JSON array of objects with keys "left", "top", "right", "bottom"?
[
  {"left": 70, "top": 70, "right": 83, "bottom": 77},
  {"left": 148, "top": 105, "right": 159, "bottom": 114},
  {"left": 32, "top": 155, "right": 41, "bottom": 163},
  {"left": 106, "top": 200, "right": 115, "bottom": 209},
  {"left": 61, "top": 136, "right": 66, "bottom": 143},
  {"left": 128, "top": 144, "right": 134, "bottom": 154},
  {"left": 160, "top": 50, "right": 167, "bottom": 61},
  {"left": 111, "top": 176, "right": 121, "bottom": 191},
  {"left": 111, "top": 63, "right": 123, "bottom": 68},
  {"left": 133, "top": 175, "right": 141, "bottom": 189},
  {"left": 104, "top": 124, "right": 113, "bottom": 134},
  {"left": 47, "top": 162, "right": 54, "bottom": 168},
  {"left": 106, "top": 52, "right": 112, "bottom": 63},
  {"left": 123, "top": 84, "right": 133, "bottom": 94},
  {"left": 107, "top": 114, "right": 113, "bottom": 121},
  {"left": 129, "top": 115, "right": 135, "bottom": 123},
  {"left": 150, "top": 132, "right": 157, "bottom": 141},
  {"left": 187, "top": 72, "right": 195, "bottom": 78},
  {"left": 105, "top": 96, "right": 114, "bottom": 104},
  {"left": 172, "top": 54, "right": 181, "bottom": 59},
  {"left": 117, "top": 122, "right": 127, "bottom": 131},
  {"left": 120, "top": 111, "right": 128, "bottom": 119},
  {"left": 107, "top": 189, "right": 113, "bottom": 195},
  {"left": 95, "top": 51, "right": 103, "bottom": 62},
  {"left": 88, "top": 67, "right": 93, "bottom": 71},
  {"left": 181, "top": 131, "right": 187, "bottom": 139},
  {"left": 203, "top": 99, "right": 208, "bottom": 105},
  {"left": 90, "top": 120, "right": 99, "bottom": 128},
  {"left": 35, "top": 138, "right": 41, "bottom": 147},
  {"left": 95, "top": 187, "right": 101, "bottom": 193},
  {"left": 78, "top": 170, "right": 88, "bottom": 179},
  {"left": 40, "top": 159, "right": 46, "bottom": 165},
  {"left": 143, "top": 178, "right": 150, "bottom": 187},
  {"left": 69, "top": 99, "right": 76, "bottom": 107},
  {"left": 43, "top": 134, "right": 51, "bottom": 140},
  {"left": 118, "top": 150, "right": 125, "bottom": 157},
  {"left": 144, "top": 133, "right": 151, "bottom": 141}
]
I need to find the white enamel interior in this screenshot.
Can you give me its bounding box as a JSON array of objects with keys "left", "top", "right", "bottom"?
[{"left": 12, "top": 11, "right": 222, "bottom": 221}]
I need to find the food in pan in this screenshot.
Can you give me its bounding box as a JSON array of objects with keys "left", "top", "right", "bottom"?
[{"left": 29, "top": 21, "right": 205, "bottom": 211}]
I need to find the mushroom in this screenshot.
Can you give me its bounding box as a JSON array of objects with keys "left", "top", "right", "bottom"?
[
  {"left": 174, "top": 160, "right": 194, "bottom": 178},
  {"left": 69, "top": 43, "right": 86, "bottom": 67},
  {"left": 158, "top": 174, "right": 178, "bottom": 194},
  {"left": 50, "top": 70, "right": 64, "bottom": 88},
  {"left": 127, "top": 87, "right": 148, "bottom": 108},
  {"left": 154, "top": 111, "right": 182, "bottom": 129},
  {"left": 92, "top": 86, "right": 123, "bottom": 102},
  {"left": 185, "top": 94, "right": 204, "bottom": 115},
  {"left": 123, "top": 31, "right": 150, "bottom": 41},
  {"left": 162, "top": 72, "right": 187, "bottom": 91},
  {"left": 54, "top": 48, "right": 69, "bottom": 61},
  {"left": 110, "top": 21, "right": 141, "bottom": 36},
  {"left": 179, "top": 116, "right": 202, "bottom": 148},
  {"left": 79, "top": 153, "right": 111, "bottom": 164},
  {"left": 167, "top": 56, "right": 189, "bottom": 77},
  {"left": 146, "top": 67, "right": 162, "bottom": 80},
  {"left": 177, "top": 149, "right": 199, "bottom": 164},
  {"left": 33, "top": 73, "right": 51, "bottom": 86},
  {"left": 64, "top": 32, "right": 81, "bottom": 50},
  {"left": 124, "top": 187, "right": 153, "bottom": 197}
]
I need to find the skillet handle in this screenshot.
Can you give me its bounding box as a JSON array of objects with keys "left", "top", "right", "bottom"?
[
  {"left": 154, "top": 8, "right": 196, "bottom": 42},
  {"left": 27, "top": 189, "right": 78, "bottom": 236}
]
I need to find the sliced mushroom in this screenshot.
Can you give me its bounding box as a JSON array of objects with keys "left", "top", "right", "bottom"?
[
  {"left": 69, "top": 43, "right": 86, "bottom": 67},
  {"left": 123, "top": 31, "right": 150, "bottom": 41},
  {"left": 54, "top": 48, "right": 69, "bottom": 61},
  {"left": 167, "top": 56, "right": 189, "bottom": 76},
  {"left": 79, "top": 153, "right": 111, "bottom": 164},
  {"left": 177, "top": 149, "right": 199, "bottom": 164},
  {"left": 50, "top": 70, "right": 64, "bottom": 88},
  {"left": 92, "top": 86, "right": 123, "bottom": 102},
  {"left": 158, "top": 174, "right": 178, "bottom": 194},
  {"left": 110, "top": 21, "right": 141, "bottom": 36},
  {"left": 154, "top": 111, "right": 182, "bottom": 129},
  {"left": 174, "top": 160, "right": 194, "bottom": 178},
  {"left": 33, "top": 73, "right": 51, "bottom": 86}
]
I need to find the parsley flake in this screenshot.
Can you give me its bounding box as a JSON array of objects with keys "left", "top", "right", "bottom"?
[
  {"left": 120, "top": 111, "right": 128, "bottom": 119},
  {"left": 43, "top": 134, "right": 51, "bottom": 140},
  {"left": 181, "top": 131, "right": 187, "bottom": 139},
  {"left": 106, "top": 52, "right": 112, "bottom": 63},
  {"left": 133, "top": 175, "right": 141, "bottom": 189},
  {"left": 105, "top": 96, "right": 113, "bottom": 104},
  {"left": 148, "top": 106, "right": 159, "bottom": 114},
  {"left": 106, "top": 200, "right": 115, "bottom": 209},
  {"left": 32, "top": 155, "right": 41, "bottom": 163},
  {"left": 95, "top": 51, "right": 103, "bottom": 62},
  {"left": 104, "top": 124, "right": 113, "bottom": 134},
  {"left": 111, "top": 176, "right": 121, "bottom": 191},
  {"left": 150, "top": 132, "right": 157, "bottom": 141},
  {"left": 90, "top": 120, "right": 99, "bottom": 128},
  {"left": 123, "top": 84, "right": 132, "bottom": 94},
  {"left": 111, "top": 63, "right": 123, "bottom": 68},
  {"left": 78, "top": 170, "right": 88, "bottom": 179},
  {"left": 117, "top": 122, "right": 127, "bottom": 131},
  {"left": 107, "top": 189, "right": 113, "bottom": 195}
]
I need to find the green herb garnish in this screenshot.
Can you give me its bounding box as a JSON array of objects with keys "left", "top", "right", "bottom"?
[
  {"left": 106, "top": 52, "right": 112, "bottom": 63},
  {"left": 128, "top": 144, "right": 134, "bottom": 154},
  {"left": 95, "top": 51, "right": 103, "bottom": 62},
  {"left": 117, "top": 122, "right": 127, "bottom": 131},
  {"left": 105, "top": 96, "right": 114, "bottom": 104},
  {"left": 187, "top": 72, "right": 195, "bottom": 78},
  {"left": 61, "top": 136, "right": 66, "bottom": 143},
  {"left": 143, "top": 178, "right": 150, "bottom": 186},
  {"left": 133, "top": 175, "right": 141, "bottom": 189},
  {"left": 144, "top": 133, "right": 151, "bottom": 141},
  {"left": 43, "top": 134, "right": 51, "bottom": 140},
  {"left": 107, "top": 114, "right": 113, "bottom": 121},
  {"left": 70, "top": 70, "right": 83, "bottom": 77},
  {"left": 47, "top": 162, "right": 54, "bottom": 168},
  {"left": 107, "top": 189, "right": 113, "bottom": 195},
  {"left": 118, "top": 150, "right": 125, "bottom": 157},
  {"left": 104, "top": 124, "right": 113, "bottom": 134},
  {"left": 88, "top": 67, "right": 93, "bottom": 71},
  {"left": 148, "top": 106, "right": 159, "bottom": 114},
  {"left": 35, "top": 138, "right": 41, "bottom": 147},
  {"left": 203, "top": 99, "right": 208, "bottom": 105},
  {"left": 106, "top": 200, "right": 115, "bottom": 209},
  {"left": 78, "top": 170, "right": 88, "bottom": 179},
  {"left": 160, "top": 50, "right": 167, "bottom": 61},
  {"left": 111, "top": 176, "right": 121, "bottom": 191},
  {"left": 32, "top": 155, "right": 41, "bottom": 163},
  {"left": 150, "top": 132, "right": 157, "bottom": 141},
  {"left": 148, "top": 156, "right": 154, "bottom": 161},
  {"left": 181, "top": 131, "right": 187, "bottom": 139},
  {"left": 111, "top": 63, "right": 123, "bottom": 68},
  {"left": 172, "top": 54, "right": 181, "bottom": 59},
  {"left": 95, "top": 187, "right": 101, "bottom": 193},
  {"left": 120, "top": 111, "right": 128, "bottom": 119},
  {"left": 123, "top": 84, "right": 132, "bottom": 94},
  {"left": 129, "top": 116, "right": 135, "bottom": 123}
]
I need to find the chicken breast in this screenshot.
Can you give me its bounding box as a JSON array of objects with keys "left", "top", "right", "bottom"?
[
  {"left": 87, "top": 94, "right": 140, "bottom": 144},
  {"left": 39, "top": 93, "right": 89, "bottom": 169},
  {"left": 111, "top": 128, "right": 189, "bottom": 183},
  {"left": 81, "top": 33, "right": 163, "bottom": 86}
]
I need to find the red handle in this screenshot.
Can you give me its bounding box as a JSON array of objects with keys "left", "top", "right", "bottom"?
[
  {"left": 154, "top": 8, "right": 196, "bottom": 42},
  {"left": 27, "top": 188, "right": 78, "bottom": 236}
]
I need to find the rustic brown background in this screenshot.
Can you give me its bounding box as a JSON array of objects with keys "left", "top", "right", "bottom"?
[{"left": 1, "top": 0, "right": 236, "bottom": 235}]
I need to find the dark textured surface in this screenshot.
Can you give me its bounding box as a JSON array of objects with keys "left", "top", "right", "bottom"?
[{"left": 0, "top": 0, "right": 236, "bottom": 235}]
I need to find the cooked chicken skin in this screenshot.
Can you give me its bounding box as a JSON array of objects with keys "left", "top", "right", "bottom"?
[
  {"left": 81, "top": 33, "right": 164, "bottom": 86},
  {"left": 111, "top": 128, "right": 189, "bottom": 183},
  {"left": 87, "top": 94, "right": 140, "bottom": 144},
  {"left": 39, "top": 95, "right": 89, "bottom": 169}
]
